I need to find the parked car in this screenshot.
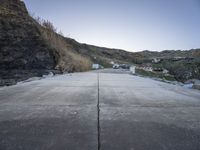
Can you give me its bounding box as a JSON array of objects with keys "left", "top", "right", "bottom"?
[
  {"left": 113, "top": 64, "right": 120, "bottom": 69},
  {"left": 120, "top": 64, "right": 130, "bottom": 69}
]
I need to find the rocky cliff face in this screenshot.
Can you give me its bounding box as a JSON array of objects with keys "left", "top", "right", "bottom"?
[
  {"left": 0, "top": 0, "right": 59, "bottom": 85},
  {"left": 0, "top": 0, "right": 56, "bottom": 70}
]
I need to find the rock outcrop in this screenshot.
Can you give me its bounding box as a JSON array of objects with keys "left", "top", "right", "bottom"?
[
  {"left": 0, "top": 0, "right": 57, "bottom": 70},
  {"left": 0, "top": 0, "right": 58, "bottom": 85}
]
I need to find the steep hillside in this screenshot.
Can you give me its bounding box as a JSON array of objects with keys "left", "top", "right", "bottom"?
[
  {"left": 0, "top": 0, "right": 55, "bottom": 72},
  {"left": 0, "top": 0, "right": 60, "bottom": 86},
  {"left": 0, "top": 0, "right": 92, "bottom": 85}
]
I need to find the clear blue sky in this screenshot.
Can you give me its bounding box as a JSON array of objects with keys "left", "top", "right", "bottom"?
[{"left": 23, "top": 0, "right": 200, "bottom": 52}]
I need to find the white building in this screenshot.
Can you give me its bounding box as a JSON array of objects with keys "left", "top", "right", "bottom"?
[
  {"left": 152, "top": 58, "right": 161, "bottom": 63},
  {"left": 110, "top": 61, "right": 115, "bottom": 65},
  {"left": 163, "top": 69, "right": 169, "bottom": 74},
  {"left": 92, "top": 64, "right": 100, "bottom": 70},
  {"left": 130, "top": 66, "right": 136, "bottom": 74},
  {"left": 144, "top": 67, "right": 153, "bottom": 72}
]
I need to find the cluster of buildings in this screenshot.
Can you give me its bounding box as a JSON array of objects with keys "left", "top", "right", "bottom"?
[
  {"left": 112, "top": 64, "right": 130, "bottom": 69},
  {"left": 152, "top": 57, "right": 194, "bottom": 63},
  {"left": 91, "top": 62, "right": 136, "bottom": 74},
  {"left": 136, "top": 64, "right": 169, "bottom": 75},
  {"left": 91, "top": 58, "right": 171, "bottom": 76}
]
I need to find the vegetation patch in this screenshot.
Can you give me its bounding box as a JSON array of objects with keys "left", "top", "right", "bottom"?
[{"left": 136, "top": 68, "right": 176, "bottom": 81}]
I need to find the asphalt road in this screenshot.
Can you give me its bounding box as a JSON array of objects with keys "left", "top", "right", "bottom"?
[{"left": 0, "top": 70, "right": 200, "bottom": 150}]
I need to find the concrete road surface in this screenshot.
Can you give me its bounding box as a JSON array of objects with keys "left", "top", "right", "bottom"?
[{"left": 0, "top": 70, "right": 200, "bottom": 150}]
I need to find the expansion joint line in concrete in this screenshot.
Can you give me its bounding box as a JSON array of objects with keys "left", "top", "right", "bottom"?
[{"left": 97, "top": 73, "right": 101, "bottom": 150}]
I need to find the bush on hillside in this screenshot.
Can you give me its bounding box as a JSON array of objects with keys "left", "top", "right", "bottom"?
[{"left": 33, "top": 16, "right": 92, "bottom": 72}]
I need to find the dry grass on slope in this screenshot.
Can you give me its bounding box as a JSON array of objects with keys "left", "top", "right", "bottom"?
[{"left": 35, "top": 19, "right": 92, "bottom": 73}]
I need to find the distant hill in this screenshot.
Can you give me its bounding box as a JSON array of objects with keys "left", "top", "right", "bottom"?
[
  {"left": 0, "top": 0, "right": 199, "bottom": 85},
  {"left": 65, "top": 40, "right": 200, "bottom": 64},
  {"left": 135, "top": 49, "right": 200, "bottom": 59}
]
